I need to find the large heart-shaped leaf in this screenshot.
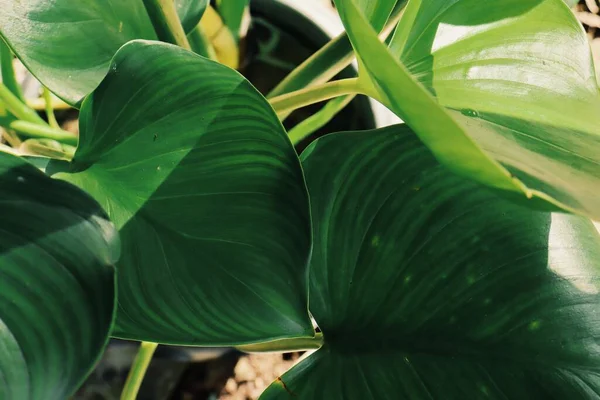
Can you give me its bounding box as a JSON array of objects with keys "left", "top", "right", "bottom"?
[
  {"left": 0, "top": 153, "right": 118, "bottom": 399},
  {"left": 334, "top": 0, "right": 600, "bottom": 220},
  {"left": 51, "top": 40, "right": 313, "bottom": 345},
  {"left": 0, "top": 0, "right": 208, "bottom": 105},
  {"left": 261, "top": 126, "right": 600, "bottom": 399}
]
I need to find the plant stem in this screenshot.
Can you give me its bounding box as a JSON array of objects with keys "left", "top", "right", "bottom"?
[
  {"left": 267, "top": 33, "right": 353, "bottom": 99},
  {"left": 1, "top": 127, "right": 22, "bottom": 148},
  {"left": 269, "top": 78, "right": 362, "bottom": 117},
  {"left": 201, "top": 5, "right": 239, "bottom": 69},
  {"left": 236, "top": 333, "right": 323, "bottom": 353},
  {"left": 289, "top": 95, "right": 356, "bottom": 145},
  {"left": 0, "top": 83, "right": 46, "bottom": 125},
  {"left": 10, "top": 120, "right": 77, "bottom": 145},
  {"left": 42, "top": 87, "right": 59, "bottom": 128},
  {"left": 267, "top": 1, "right": 406, "bottom": 100},
  {"left": 187, "top": 24, "right": 218, "bottom": 60},
  {"left": 0, "top": 142, "right": 22, "bottom": 157},
  {"left": 0, "top": 40, "right": 24, "bottom": 102},
  {"left": 27, "top": 97, "right": 71, "bottom": 111},
  {"left": 120, "top": 342, "right": 158, "bottom": 400},
  {"left": 19, "top": 138, "right": 76, "bottom": 161},
  {"left": 142, "top": 0, "right": 191, "bottom": 50}
]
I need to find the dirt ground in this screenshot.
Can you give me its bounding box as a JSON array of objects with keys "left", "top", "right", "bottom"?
[
  {"left": 218, "top": 353, "right": 302, "bottom": 400},
  {"left": 574, "top": 0, "right": 600, "bottom": 74}
]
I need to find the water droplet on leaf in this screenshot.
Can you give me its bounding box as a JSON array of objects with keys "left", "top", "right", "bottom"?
[{"left": 460, "top": 109, "right": 479, "bottom": 118}]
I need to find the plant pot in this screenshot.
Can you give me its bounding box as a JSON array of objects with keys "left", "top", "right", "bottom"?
[
  {"left": 245, "top": 0, "right": 397, "bottom": 151},
  {"left": 74, "top": 1, "right": 397, "bottom": 399}
]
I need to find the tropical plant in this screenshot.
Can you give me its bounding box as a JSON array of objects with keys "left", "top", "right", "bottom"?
[{"left": 1, "top": 0, "right": 600, "bottom": 399}]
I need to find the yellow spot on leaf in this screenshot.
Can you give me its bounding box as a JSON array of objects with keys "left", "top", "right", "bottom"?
[
  {"left": 371, "top": 235, "right": 380, "bottom": 247},
  {"left": 529, "top": 320, "right": 542, "bottom": 331},
  {"left": 119, "top": 21, "right": 123, "bottom": 32}
]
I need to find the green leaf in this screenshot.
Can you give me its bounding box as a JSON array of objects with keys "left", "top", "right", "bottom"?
[
  {"left": 349, "top": 0, "right": 399, "bottom": 31},
  {"left": 1, "top": 38, "right": 25, "bottom": 102},
  {"left": 0, "top": 153, "right": 118, "bottom": 399},
  {"left": 216, "top": 0, "right": 249, "bottom": 40},
  {"left": 334, "top": 0, "right": 600, "bottom": 220},
  {"left": 261, "top": 126, "right": 600, "bottom": 399},
  {"left": 0, "top": 0, "right": 206, "bottom": 104},
  {"left": 52, "top": 40, "right": 313, "bottom": 345},
  {"left": 176, "top": 0, "right": 209, "bottom": 33},
  {"left": 0, "top": 0, "right": 157, "bottom": 105}
]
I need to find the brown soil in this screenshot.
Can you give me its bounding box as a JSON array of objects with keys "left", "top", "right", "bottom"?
[
  {"left": 574, "top": 0, "right": 600, "bottom": 75},
  {"left": 218, "top": 353, "right": 302, "bottom": 400}
]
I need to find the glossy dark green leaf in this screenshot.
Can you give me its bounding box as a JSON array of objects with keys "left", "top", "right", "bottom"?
[
  {"left": 0, "top": 0, "right": 156, "bottom": 104},
  {"left": 176, "top": 0, "right": 209, "bottom": 33},
  {"left": 334, "top": 0, "right": 600, "bottom": 220},
  {"left": 0, "top": 0, "right": 206, "bottom": 104},
  {"left": 52, "top": 40, "right": 313, "bottom": 345},
  {"left": 0, "top": 153, "right": 118, "bottom": 399},
  {"left": 261, "top": 126, "right": 600, "bottom": 399}
]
